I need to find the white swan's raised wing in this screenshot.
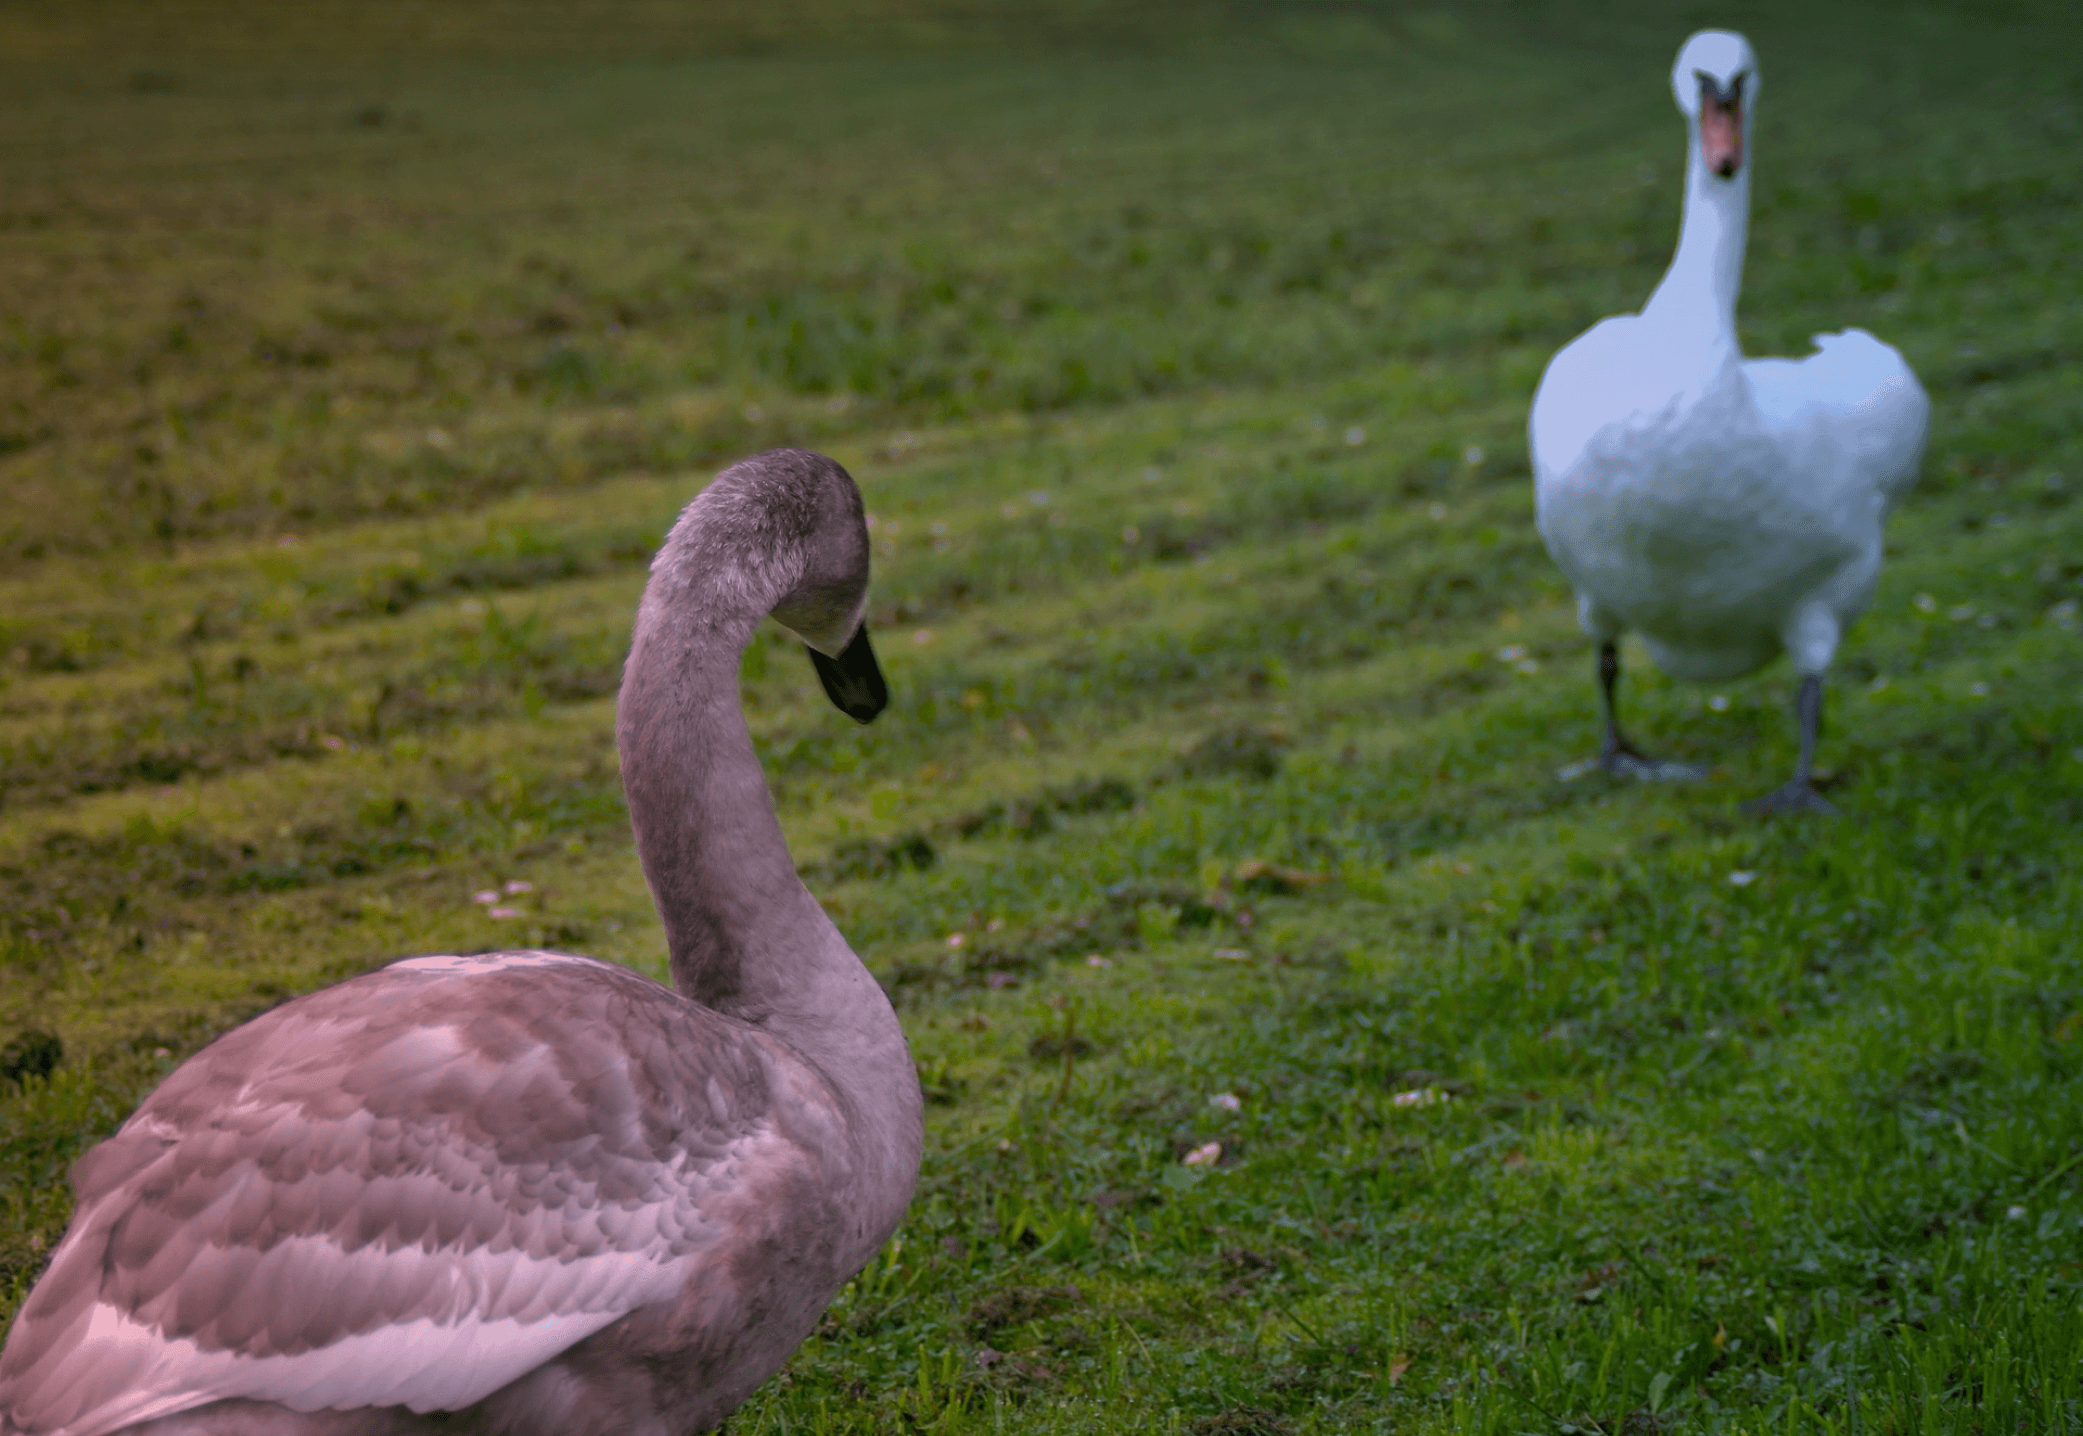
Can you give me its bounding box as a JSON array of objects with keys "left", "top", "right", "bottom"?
[
  {"left": 1744, "top": 328, "right": 1928, "bottom": 513},
  {"left": 0, "top": 953, "right": 845, "bottom": 1436}
]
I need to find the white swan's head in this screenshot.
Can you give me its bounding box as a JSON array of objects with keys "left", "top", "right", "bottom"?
[{"left": 1670, "top": 30, "right": 1758, "bottom": 180}]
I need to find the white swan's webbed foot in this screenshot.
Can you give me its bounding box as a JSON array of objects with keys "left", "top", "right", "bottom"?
[
  {"left": 1603, "top": 747, "right": 1707, "bottom": 782},
  {"left": 1560, "top": 744, "right": 1707, "bottom": 782},
  {"left": 1558, "top": 641, "right": 1706, "bottom": 782},
  {"left": 1743, "top": 779, "right": 1836, "bottom": 816},
  {"left": 1742, "top": 673, "right": 1835, "bottom": 816}
]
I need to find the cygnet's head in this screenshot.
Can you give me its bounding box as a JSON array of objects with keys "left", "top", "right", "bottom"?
[
  {"left": 756, "top": 453, "right": 872, "bottom": 660},
  {"left": 1670, "top": 30, "right": 1758, "bottom": 180},
  {"left": 649, "top": 447, "right": 887, "bottom": 723},
  {"left": 756, "top": 450, "right": 889, "bottom": 725}
]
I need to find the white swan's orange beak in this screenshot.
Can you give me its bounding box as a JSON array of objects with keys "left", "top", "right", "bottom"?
[{"left": 1698, "top": 81, "right": 1744, "bottom": 178}]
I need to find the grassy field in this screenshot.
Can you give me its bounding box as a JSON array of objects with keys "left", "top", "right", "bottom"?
[{"left": 3, "top": 0, "right": 2082, "bottom": 1430}]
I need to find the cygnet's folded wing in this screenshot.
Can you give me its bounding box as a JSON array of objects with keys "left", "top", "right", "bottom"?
[{"left": 0, "top": 953, "right": 842, "bottom": 1436}]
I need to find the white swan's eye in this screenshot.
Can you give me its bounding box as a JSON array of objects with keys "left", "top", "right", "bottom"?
[
  {"left": 1691, "top": 70, "right": 1741, "bottom": 101},
  {"left": 1694, "top": 70, "right": 1747, "bottom": 108}
]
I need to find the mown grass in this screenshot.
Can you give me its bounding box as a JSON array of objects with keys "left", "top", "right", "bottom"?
[{"left": 3, "top": 0, "right": 2082, "bottom": 1431}]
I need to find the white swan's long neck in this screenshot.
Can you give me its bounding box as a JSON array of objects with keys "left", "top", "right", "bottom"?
[
  {"left": 1642, "top": 123, "right": 1749, "bottom": 354},
  {"left": 617, "top": 542, "right": 918, "bottom": 1212}
]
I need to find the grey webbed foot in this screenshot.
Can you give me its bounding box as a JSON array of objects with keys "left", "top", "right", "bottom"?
[
  {"left": 1742, "top": 779, "right": 1836, "bottom": 816},
  {"left": 1563, "top": 639, "right": 1709, "bottom": 783},
  {"left": 1742, "top": 674, "right": 1835, "bottom": 816},
  {"left": 1560, "top": 745, "right": 1707, "bottom": 783},
  {"left": 1604, "top": 748, "right": 1708, "bottom": 782}
]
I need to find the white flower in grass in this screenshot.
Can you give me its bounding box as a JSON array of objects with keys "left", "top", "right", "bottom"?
[
  {"left": 1182, "top": 1142, "right": 1223, "bottom": 1166},
  {"left": 1727, "top": 871, "right": 1758, "bottom": 887},
  {"left": 1392, "top": 1088, "right": 1446, "bottom": 1108},
  {"left": 2007, "top": 1205, "right": 2029, "bottom": 1221},
  {"left": 1209, "top": 1092, "right": 1242, "bottom": 1112}
]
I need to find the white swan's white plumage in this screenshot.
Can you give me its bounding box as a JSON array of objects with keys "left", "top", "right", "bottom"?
[{"left": 1531, "top": 29, "right": 1928, "bottom": 809}]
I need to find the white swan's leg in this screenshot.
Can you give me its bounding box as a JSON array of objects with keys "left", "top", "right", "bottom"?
[
  {"left": 1743, "top": 674, "right": 1836, "bottom": 814},
  {"left": 1745, "top": 604, "right": 1839, "bottom": 814},
  {"left": 1561, "top": 637, "right": 1705, "bottom": 782}
]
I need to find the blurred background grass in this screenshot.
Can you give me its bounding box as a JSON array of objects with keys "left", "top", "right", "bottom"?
[
  {"left": 5, "top": 0, "right": 2072, "bottom": 559},
  {"left": 3, "top": 1, "right": 2082, "bottom": 1431}
]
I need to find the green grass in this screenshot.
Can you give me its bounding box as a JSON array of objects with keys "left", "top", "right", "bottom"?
[{"left": 4, "top": 1, "right": 2083, "bottom": 1431}]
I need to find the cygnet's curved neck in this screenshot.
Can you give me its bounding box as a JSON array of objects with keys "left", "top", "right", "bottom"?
[
  {"left": 1642, "top": 125, "right": 1749, "bottom": 352},
  {"left": 617, "top": 520, "right": 874, "bottom": 1047},
  {"left": 617, "top": 501, "right": 920, "bottom": 1257},
  {"left": 620, "top": 577, "right": 805, "bottom": 1012}
]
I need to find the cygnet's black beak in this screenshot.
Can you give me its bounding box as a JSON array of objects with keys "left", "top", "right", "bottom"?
[{"left": 808, "top": 625, "right": 888, "bottom": 725}]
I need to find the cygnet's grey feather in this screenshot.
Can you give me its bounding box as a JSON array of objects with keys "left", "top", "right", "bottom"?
[{"left": 0, "top": 450, "right": 922, "bottom": 1436}]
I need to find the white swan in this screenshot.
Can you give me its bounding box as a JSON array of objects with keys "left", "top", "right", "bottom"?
[
  {"left": 1530, "top": 29, "right": 1928, "bottom": 813},
  {"left": 0, "top": 450, "right": 923, "bottom": 1436}
]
